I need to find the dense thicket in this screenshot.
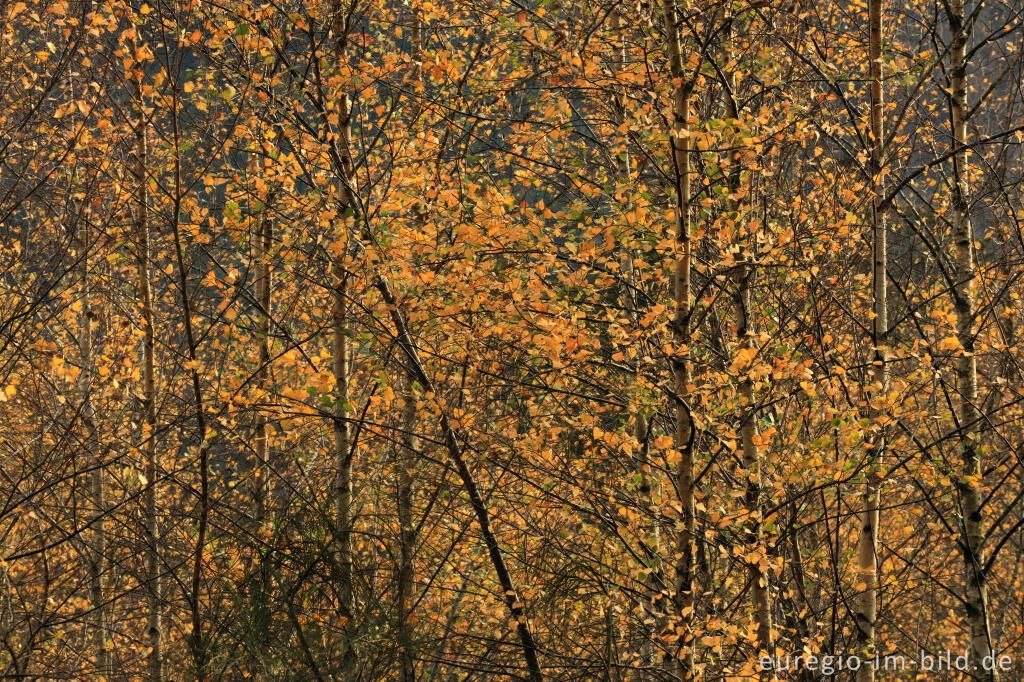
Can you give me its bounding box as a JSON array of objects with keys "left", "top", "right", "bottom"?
[{"left": 1, "top": 0, "right": 1023, "bottom": 680}]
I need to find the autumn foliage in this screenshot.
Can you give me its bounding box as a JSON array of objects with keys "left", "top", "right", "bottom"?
[{"left": 1, "top": 0, "right": 1023, "bottom": 680}]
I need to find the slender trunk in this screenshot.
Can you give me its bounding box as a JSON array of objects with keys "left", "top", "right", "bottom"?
[
  {"left": 855, "top": 1, "right": 885, "bottom": 677},
  {"left": 253, "top": 201, "right": 273, "bottom": 525},
  {"left": 397, "top": 10, "right": 423, "bottom": 680},
  {"left": 611, "top": 12, "right": 651, "bottom": 535},
  {"left": 375, "top": 277, "right": 543, "bottom": 682},
  {"left": 660, "top": 0, "right": 695, "bottom": 676},
  {"left": 788, "top": 522, "right": 816, "bottom": 682},
  {"left": 134, "top": 82, "right": 163, "bottom": 682},
  {"left": 720, "top": 16, "right": 772, "bottom": 656},
  {"left": 609, "top": 10, "right": 656, "bottom": 677},
  {"left": 739, "top": 201, "right": 773, "bottom": 651},
  {"left": 397, "top": 371, "right": 417, "bottom": 682},
  {"left": 333, "top": 267, "right": 355, "bottom": 657},
  {"left": 330, "top": 5, "right": 359, "bottom": 671},
  {"left": 77, "top": 210, "right": 109, "bottom": 678},
  {"left": 947, "top": 0, "right": 998, "bottom": 676},
  {"left": 731, "top": 236, "right": 771, "bottom": 653},
  {"left": 167, "top": 89, "right": 211, "bottom": 681},
  {"left": 69, "top": 6, "right": 106, "bottom": 670}
]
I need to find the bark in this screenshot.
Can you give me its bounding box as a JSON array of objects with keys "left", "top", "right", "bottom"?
[
  {"left": 168, "top": 91, "right": 211, "bottom": 681},
  {"left": 333, "top": 270, "right": 356, "bottom": 657},
  {"left": 609, "top": 10, "right": 656, "bottom": 677},
  {"left": 732, "top": 252, "right": 772, "bottom": 653},
  {"left": 77, "top": 208, "right": 108, "bottom": 679},
  {"left": 134, "top": 84, "right": 163, "bottom": 682},
  {"left": 330, "top": 5, "right": 360, "bottom": 674},
  {"left": 788, "top": 522, "right": 816, "bottom": 682},
  {"left": 397, "top": 371, "right": 417, "bottom": 682},
  {"left": 397, "top": 10, "right": 423, "bottom": 679},
  {"left": 721, "top": 18, "right": 772, "bottom": 656},
  {"left": 855, "top": 0, "right": 885, "bottom": 677},
  {"left": 253, "top": 201, "right": 273, "bottom": 525},
  {"left": 69, "top": 7, "right": 107, "bottom": 672},
  {"left": 660, "top": 0, "right": 695, "bottom": 677},
  {"left": 947, "top": 0, "right": 998, "bottom": 676}
]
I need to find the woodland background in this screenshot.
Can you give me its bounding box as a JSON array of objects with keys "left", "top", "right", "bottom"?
[{"left": 1, "top": 0, "right": 1023, "bottom": 680}]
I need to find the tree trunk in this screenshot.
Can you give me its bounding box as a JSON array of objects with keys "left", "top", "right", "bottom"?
[
  {"left": 609, "top": 10, "right": 657, "bottom": 677},
  {"left": 69, "top": 8, "right": 107, "bottom": 671},
  {"left": 397, "top": 371, "right": 417, "bottom": 682},
  {"left": 253, "top": 200, "right": 273, "bottom": 525},
  {"left": 330, "top": 4, "right": 359, "bottom": 672},
  {"left": 732, "top": 263, "right": 771, "bottom": 652},
  {"left": 721, "top": 16, "right": 772, "bottom": 656},
  {"left": 660, "top": 1, "right": 696, "bottom": 677},
  {"left": 397, "top": 11, "right": 423, "bottom": 678},
  {"left": 947, "top": 0, "right": 998, "bottom": 676},
  {"left": 333, "top": 266, "right": 356, "bottom": 663},
  {"left": 167, "top": 89, "right": 211, "bottom": 681},
  {"left": 729, "top": 221, "right": 772, "bottom": 654},
  {"left": 77, "top": 207, "right": 109, "bottom": 680},
  {"left": 855, "top": 0, "right": 885, "bottom": 678},
  {"left": 134, "top": 81, "right": 163, "bottom": 682},
  {"left": 788, "top": 520, "right": 816, "bottom": 682}
]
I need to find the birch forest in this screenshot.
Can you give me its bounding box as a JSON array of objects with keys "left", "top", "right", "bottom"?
[{"left": 2, "top": 0, "right": 1024, "bottom": 679}]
